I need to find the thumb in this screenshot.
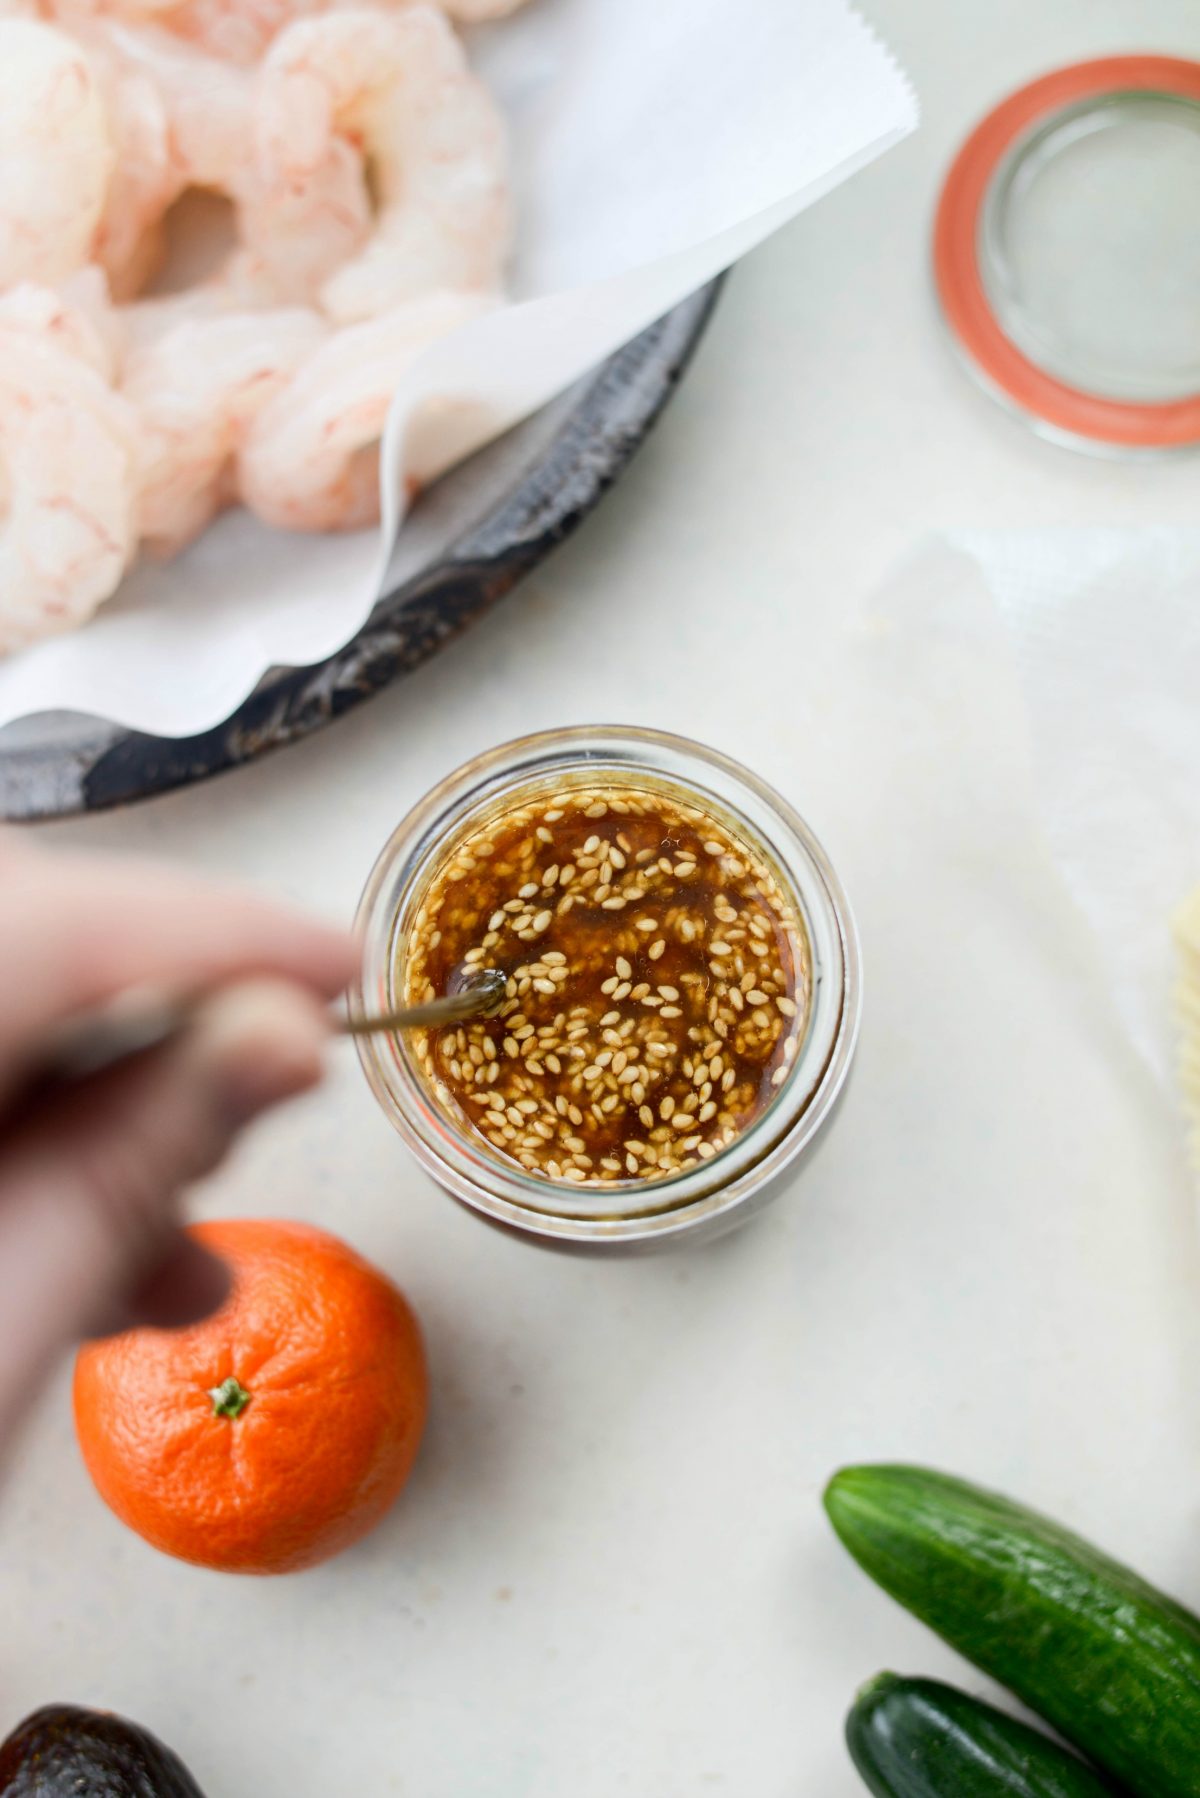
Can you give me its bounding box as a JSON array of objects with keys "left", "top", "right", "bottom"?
[{"left": 0, "top": 980, "right": 331, "bottom": 1447}]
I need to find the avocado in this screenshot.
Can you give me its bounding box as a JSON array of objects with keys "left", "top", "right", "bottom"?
[{"left": 0, "top": 1704, "right": 207, "bottom": 1796}]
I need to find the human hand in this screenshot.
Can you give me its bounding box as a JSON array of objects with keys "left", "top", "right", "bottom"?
[{"left": 0, "top": 830, "right": 358, "bottom": 1450}]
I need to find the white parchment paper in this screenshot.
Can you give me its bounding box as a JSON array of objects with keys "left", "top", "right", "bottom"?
[
  {"left": 0, "top": 0, "right": 915, "bottom": 737},
  {"left": 870, "top": 530, "right": 1200, "bottom": 1091}
]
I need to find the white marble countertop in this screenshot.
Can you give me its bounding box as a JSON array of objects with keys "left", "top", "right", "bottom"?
[{"left": 5, "top": 0, "right": 1200, "bottom": 1791}]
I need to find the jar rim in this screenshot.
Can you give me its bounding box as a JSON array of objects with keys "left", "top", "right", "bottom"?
[{"left": 352, "top": 726, "right": 861, "bottom": 1246}]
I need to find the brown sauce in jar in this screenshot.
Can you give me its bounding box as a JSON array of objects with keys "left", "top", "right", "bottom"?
[{"left": 402, "top": 784, "right": 811, "bottom": 1187}]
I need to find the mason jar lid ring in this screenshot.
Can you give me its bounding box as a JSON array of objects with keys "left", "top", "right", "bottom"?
[{"left": 934, "top": 56, "right": 1200, "bottom": 451}]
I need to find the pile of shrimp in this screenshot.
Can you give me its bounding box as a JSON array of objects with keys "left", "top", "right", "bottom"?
[{"left": 0, "top": 0, "right": 520, "bottom": 653}]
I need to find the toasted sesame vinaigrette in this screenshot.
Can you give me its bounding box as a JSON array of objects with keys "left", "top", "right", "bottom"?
[{"left": 401, "top": 785, "right": 812, "bottom": 1187}]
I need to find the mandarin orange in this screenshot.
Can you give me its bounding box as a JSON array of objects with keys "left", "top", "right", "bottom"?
[{"left": 73, "top": 1219, "right": 427, "bottom": 1575}]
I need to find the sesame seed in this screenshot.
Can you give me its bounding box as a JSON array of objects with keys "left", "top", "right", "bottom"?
[{"left": 403, "top": 784, "right": 809, "bottom": 1190}]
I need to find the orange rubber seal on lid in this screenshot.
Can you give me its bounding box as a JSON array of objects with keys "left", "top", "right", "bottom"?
[{"left": 935, "top": 56, "right": 1200, "bottom": 448}]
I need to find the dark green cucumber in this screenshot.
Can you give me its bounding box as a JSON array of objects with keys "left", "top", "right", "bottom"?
[
  {"left": 825, "top": 1465, "right": 1200, "bottom": 1798},
  {"left": 847, "top": 1673, "right": 1120, "bottom": 1797}
]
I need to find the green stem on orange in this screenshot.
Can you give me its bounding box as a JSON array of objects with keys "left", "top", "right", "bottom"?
[{"left": 209, "top": 1376, "right": 251, "bottom": 1420}]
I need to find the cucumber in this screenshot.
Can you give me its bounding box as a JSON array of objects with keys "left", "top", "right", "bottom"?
[
  {"left": 825, "top": 1466, "right": 1200, "bottom": 1798},
  {"left": 846, "top": 1673, "right": 1120, "bottom": 1797}
]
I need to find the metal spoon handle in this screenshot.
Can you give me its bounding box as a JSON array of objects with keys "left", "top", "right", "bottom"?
[
  {"left": 342, "top": 981, "right": 505, "bottom": 1035},
  {"left": 35, "top": 972, "right": 504, "bottom": 1086}
]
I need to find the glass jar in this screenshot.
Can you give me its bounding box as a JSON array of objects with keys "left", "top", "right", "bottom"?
[{"left": 352, "top": 726, "right": 861, "bottom": 1252}]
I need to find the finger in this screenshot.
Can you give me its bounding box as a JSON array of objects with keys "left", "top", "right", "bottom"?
[
  {"left": 90, "top": 1232, "right": 232, "bottom": 1339},
  {"left": 0, "top": 849, "right": 358, "bottom": 1059},
  {"left": 0, "top": 980, "right": 329, "bottom": 1448}
]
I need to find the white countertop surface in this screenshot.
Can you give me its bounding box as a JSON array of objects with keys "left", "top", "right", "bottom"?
[{"left": 5, "top": 0, "right": 1200, "bottom": 1791}]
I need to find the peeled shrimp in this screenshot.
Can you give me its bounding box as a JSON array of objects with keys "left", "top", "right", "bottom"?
[
  {"left": 0, "top": 20, "right": 116, "bottom": 287},
  {"left": 82, "top": 43, "right": 173, "bottom": 298},
  {"left": 0, "top": 270, "right": 118, "bottom": 379},
  {"left": 29, "top": 14, "right": 243, "bottom": 299},
  {"left": 238, "top": 290, "right": 487, "bottom": 532},
  {"left": 121, "top": 306, "right": 328, "bottom": 555},
  {"left": 0, "top": 303, "right": 140, "bottom": 654},
  {"left": 90, "top": 20, "right": 253, "bottom": 191},
  {"left": 114, "top": 250, "right": 267, "bottom": 362},
  {"left": 75, "top": 17, "right": 373, "bottom": 303},
  {"left": 147, "top": 0, "right": 323, "bottom": 64},
  {"left": 236, "top": 137, "right": 371, "bottom": 305},
  {"left": 45, "top": 0, "right": 329, "bottom": 64},
  {"left": 256, "top": 6, "right": 510, "bottom": 326}
]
